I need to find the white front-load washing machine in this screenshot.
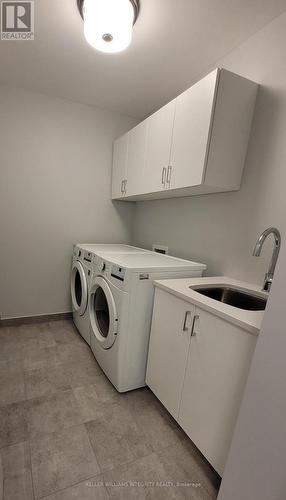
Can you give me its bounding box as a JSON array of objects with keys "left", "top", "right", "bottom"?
[
  {"left": 71, "top": 248, "right": 93, "bottom": 345},
  {"left": 71, "top": 244, "right": 150, "bottom": 342},
  {"left": 89, "top": 253, "right": 206, "bottom": 392}
]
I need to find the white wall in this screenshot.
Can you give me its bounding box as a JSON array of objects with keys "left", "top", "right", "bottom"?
[
  {"left": 0, "top": 87, "right": 136, "bottom": 319},
  {"left": 217, "top": 234, "right": 286, "bottom": 500},
  {"left": 133, "top": 12, "right": 286, "bottom": 286}
]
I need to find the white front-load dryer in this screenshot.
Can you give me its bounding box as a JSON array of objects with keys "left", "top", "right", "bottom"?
[{"left": 71, "top": 249, "right": 93, "bottom": 345}]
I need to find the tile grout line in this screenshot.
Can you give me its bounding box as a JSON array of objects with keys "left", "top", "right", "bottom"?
[
  {"left": 82, "top": 419, "right": 162, "bottom": 496},
  {"left": 0, "top": 440, "right": 36, "bottom": 500},
  {"left": 22, "top": 353, "right": 36, "bottom": 500},
  {"left": 37, "top": 470, "right": 109, "bottom": 500},
  {"left": 26, "top": 419, "right": 107, "bottom": 497},
  {"left": 27, "top": 438, "right": 36, "bottom": 500},
  {"left": 83, "top": 412, "right": 156, "bottom": 474},
  {"left": 26, "top": 407, "right": 107, "bottom": 497},
  {"left": 83, "top": 420, "right": 107, "bottom": 476}
]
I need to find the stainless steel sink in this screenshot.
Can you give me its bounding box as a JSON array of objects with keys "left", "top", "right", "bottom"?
[{"left": 190, "top": 286, "right": 267, "bottom": 311}]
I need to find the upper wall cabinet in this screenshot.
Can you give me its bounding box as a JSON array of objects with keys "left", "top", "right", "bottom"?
[
  {"left": 112, "top": 68, "right": 258, "bottom": 201},
  {"left": 112, "top": 133, "right": 128, "bottom": 199},
  {"left": 112, "top": 120, "right": 148, "bottom": 198},
  {"left": 125, "top": 120, "right": 148, "bottom": 196},
  {"left": 169, "top": 69, "right": 218, "bottom": 190},
  {"left": 143, "top": 100, "right": 176, "bottom": 194}
]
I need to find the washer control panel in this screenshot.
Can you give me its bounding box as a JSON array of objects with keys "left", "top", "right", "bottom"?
[
  {"left": 94, "top": 258, "right": 111, "bottom": 276},
  {"left": 111, "top": 265, "right": 126, "bottom": 282},
  {"left": 93, "top": 258, "right": 126, "bottom": 282}
]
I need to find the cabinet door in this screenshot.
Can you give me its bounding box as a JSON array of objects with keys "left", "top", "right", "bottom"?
[
  {"left": 169, "top": 69, "right": 219, "bottom": 190},
  {"left": 112, "top": 134, "right": 128, "bottom": 199},
  {"left": 126, "top": 120, "right": 148, "bottom": 196},
  {"left": 178, "top": 307, "right": 256, "bottom": 475},
  {"left": 146, "top": 288, "right": 194, "bottom": 420},
  {"left": 143, "top": 100, "right": 176, "bottom": 194}
]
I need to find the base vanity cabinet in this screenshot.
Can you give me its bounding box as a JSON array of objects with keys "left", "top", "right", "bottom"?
[
  {"left": 178, "top": 306, "right": 257, "bottom": 475},
  {"left": 146, "top": 286, "right": 258, "bottom": 475},
  {"left": 146, "top": 289, "right": 195, "bottom": 420}
]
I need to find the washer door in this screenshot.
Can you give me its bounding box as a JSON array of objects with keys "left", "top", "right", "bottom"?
[
  {"left": 71, "top": 261, "right": 88, "bottom": 316},
  {"left": 89, "top": 277, "right": 118, "bottom": 349}
]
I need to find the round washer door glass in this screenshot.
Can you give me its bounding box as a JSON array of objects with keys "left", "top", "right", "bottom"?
[
  {"left": 71, "top": 261, "right": 88, "bottom": 316},
  {"left": 89, "top": 277, "right": 118, "bottom": 349}
]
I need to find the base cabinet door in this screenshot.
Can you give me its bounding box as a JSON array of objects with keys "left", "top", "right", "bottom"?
[
  {"left": 146, "top": 288, "right": 194, "bottom": 420},
  {"left": 178, "top": 307, "right": 257, "bottom": 475},
  {"left": 112, "top": 134, "right": 128, "bottom": 199}
]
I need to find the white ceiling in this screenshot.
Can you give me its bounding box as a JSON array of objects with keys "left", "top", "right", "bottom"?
[{"left": 0, "top": 0, "right": 286, "bottom": 118}]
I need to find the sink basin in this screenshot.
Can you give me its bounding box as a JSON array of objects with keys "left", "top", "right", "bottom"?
[{"left": 190, "top": 286, "right": 267, "bottom": 311}]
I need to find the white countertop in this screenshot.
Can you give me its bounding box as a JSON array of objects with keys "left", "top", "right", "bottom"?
[{"left": 154, "top": 276, "right": 268, "bottom": 335}]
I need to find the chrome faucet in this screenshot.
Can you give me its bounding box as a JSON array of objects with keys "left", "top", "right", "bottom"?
[{"left": 253, "top": 227, "right": 281, "bottom": 292}]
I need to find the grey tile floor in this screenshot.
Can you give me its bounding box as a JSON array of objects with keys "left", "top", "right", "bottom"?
[{"left": 0, "top": 320, "right": 220, "bottom": 499}]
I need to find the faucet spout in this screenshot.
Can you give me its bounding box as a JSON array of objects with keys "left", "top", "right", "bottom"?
[{"left": 253, "top": 227, "right": 281, "bottom": 292}]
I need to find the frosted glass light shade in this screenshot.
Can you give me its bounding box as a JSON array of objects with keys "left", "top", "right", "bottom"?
[{"left": 83, "top": 0, "right": 135, "bottom": 53}]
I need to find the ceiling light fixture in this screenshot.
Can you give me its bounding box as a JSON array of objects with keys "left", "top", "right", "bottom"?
[{"left": 77, "top": 0, "right": 140, "bottom": 54}]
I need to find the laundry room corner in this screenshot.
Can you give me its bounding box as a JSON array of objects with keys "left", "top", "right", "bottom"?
[{"left": 0, "top": 86, "right": 137, "bottom": 320}]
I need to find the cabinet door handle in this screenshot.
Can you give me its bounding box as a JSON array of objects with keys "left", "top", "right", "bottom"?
[
  {"left": 191, "top": 315, "right": 199, "bottom": 337},
  {"left": 124, "top": 179, "right": 127, "bottom": 194},
  {"left": 161, "top": 167, "right": 167, "bottom": 186},
  {"left": 121, "top": 180, "right": 124, "bottom": 194},
  {"left": 183, "top": 311, "right": 191, "bottom": 332},
  {"left": 166, "top": 166, "right": 172, "bottom": 186}
]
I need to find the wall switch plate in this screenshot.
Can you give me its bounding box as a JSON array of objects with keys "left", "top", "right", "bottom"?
[{"left": 152, "top": 244, "right": 169, "bottom": 255}]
